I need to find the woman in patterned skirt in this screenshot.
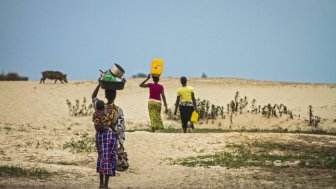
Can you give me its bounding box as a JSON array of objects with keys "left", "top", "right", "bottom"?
[
  {"left": 139, "top": 74, "right": 168, "bottom": 132},
  {"left": 92, "top": 82, "right": 125, "bottom": 189}
]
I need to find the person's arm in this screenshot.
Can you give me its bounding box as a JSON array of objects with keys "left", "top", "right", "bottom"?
[
  {"left": 161, "top": 90, "right": 168, "bottom": 113},
  {"left": 174, "top": 96, "right": 180, "bottom": 115},
  {"left": 139, "top": 74, "right": 151, "bottom": 88},
  {"left": 92, "top": 84, "right": 100, "bottom": 99},
  {"left": 91, "top": 84, "right": 100, "bottom": 110},
  {"left": 192, "top": 92, "right": 197, "bottom": 112},
  {"left": 92, "top": 75, "right": 103, "bottom": 99}
]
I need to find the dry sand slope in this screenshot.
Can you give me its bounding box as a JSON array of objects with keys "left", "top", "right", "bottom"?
[{"left": 0, "top": 78, "right": 336, "bottom": 189}]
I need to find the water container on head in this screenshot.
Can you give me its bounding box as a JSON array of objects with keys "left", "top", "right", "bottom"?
[{"left": 150, "top": 59, "right": 164, "bottom": 76}]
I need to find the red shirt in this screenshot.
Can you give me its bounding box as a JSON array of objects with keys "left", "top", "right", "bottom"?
[{"left": 148, "top": 83, "right": 163, "bottom": 101}]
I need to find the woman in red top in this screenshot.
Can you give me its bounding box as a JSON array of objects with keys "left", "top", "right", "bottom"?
[{"left": 139, "top": 74, "right": 168, "bottom": 132}]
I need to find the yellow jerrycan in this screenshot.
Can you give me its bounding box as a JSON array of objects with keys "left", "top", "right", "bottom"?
[
  {"left": 150, "top": 58, "right": 164, "bottom": 76},
  {"left": 190, "top": 111, "right": 199, "bottom": 123}
]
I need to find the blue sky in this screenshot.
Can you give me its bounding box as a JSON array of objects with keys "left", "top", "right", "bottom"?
[{"left": 1, "top": 0, "right": 336, "bottom": 83}]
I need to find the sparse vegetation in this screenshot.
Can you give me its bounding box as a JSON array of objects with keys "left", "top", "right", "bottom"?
[
  {"left": 0, "top": 165, "right": 51, "bottom": 179},
  {"left": 169, "top": 140, "right": 336, "bottom": 169},
  {"left": 140, "top": 127, "right": 336, "bottom": 135},
  {"left": 261, "top": 103, "right": 291, "bottom": 119},
  {"left": 164, "top": 91, "right": 307, "bottom": 129},
  {"left": 66, "top": 97, "right": 93, "bottom": 116},
  {"left": 3, "top": 126, "right": 11, "bottom": 131},
  {"left": 63, "top": 132, "right": 95, "bottom": 153}
]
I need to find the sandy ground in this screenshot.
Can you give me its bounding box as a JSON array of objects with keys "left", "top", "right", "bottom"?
[{"left": 0, "top": 78, "right": 336, "bottom": 189}]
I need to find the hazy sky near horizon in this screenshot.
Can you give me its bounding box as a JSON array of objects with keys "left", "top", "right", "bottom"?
[{"left": 1, "top": 0, "right": 336, "bottom": 83}]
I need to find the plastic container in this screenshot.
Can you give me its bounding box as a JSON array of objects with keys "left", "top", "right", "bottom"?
[
  {"left": 102, "top": 72, "right": 116, "bottom": 81},
  {"left": 99, "top": 78, "right": 126, "bottom": 90},
  {"left": 150, "top": 59, "right": 164, "bottom": 76},
  {"left": 190, "top": 111, "right": 199, "bottom": 123}
]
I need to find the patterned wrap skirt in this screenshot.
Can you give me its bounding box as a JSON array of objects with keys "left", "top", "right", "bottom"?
[
  {"left": 96, "top": 131, "right": 117, "bottom": 176},
  {"left": 148, "top": 100, "right": 164, "bottom": 130}
]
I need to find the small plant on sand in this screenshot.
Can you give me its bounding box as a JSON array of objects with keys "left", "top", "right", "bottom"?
[
  {"left": 238, "top": 96, "right": 248, "bottom": 114},
  {"left": 196, "top": 98, "right": 224, "bottom": 123},
  {"left": 278, "top": 104, "right": 288, "bottom": 117},
  {"left": 226, "top": 91, "right": 249, "bottom": 126},
  {"left": 251, "top": 99, "right": 258, "bottom": 113},
  {"left": 260, "top": 103, "right": 292, "bottom": 119},
  {"left": 66, "top": 97, "right": 93, "bottom": 116},
  {"left": 196, "top": 98, "right": 210, "bottom": 119},
  {"left": 3, "top": 126, "right": 11, "bottom": 131},
  {"left": 308, "top": 105, "right": 313, "bottom": 124},
  {"left": 308, "top": 105, "right": 321, "bottom": 128}
]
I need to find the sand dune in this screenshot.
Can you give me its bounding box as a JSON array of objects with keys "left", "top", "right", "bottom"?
[{"left": 0, "top": 78, "right": 336, "bottom": 188}]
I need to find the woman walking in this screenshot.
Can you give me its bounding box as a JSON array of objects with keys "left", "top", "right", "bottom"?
[
  {"left": 139, "top": 74, "right": 168, "bottom": 132},
  {"left": 174, "top": 76, "right": 197, "bottom": 133},
  {"left": 92, "top": 80, "right": 125, "bottom": 189}
]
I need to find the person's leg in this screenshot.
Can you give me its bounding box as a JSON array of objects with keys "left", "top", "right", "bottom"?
[
  {"left": 179, "top": 105, "right": 188, "bottom": 133},
  {"left": 148, "top": 101, "right": 156, "bottom": 132},
  {"left": 97, "top": 133, "right": 104, "bottom": 188},
  {"left": 104, "top": 175, "right": 110, "bottom": 188},
  {"left": 153, "top": 102, "right": 164, "bottom": 131},
  {"left": 156, "top": 103, "right": 164, "bottom": 130},
  {"left": 182, "top": 127, "right": 187, "bottom": 133},
  {"left": 186, "top": 106, "right": 194, "bottom": 133},
  {"left": 187, "top": 122, "right": 193, "bottom": 133},
  {"left": 99, "top": 174, "right": 104, "bottom": 188}
]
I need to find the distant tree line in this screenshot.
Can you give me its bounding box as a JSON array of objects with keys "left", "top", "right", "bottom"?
[
  {"left": 0, "top": 72, "right": 29, "bottom": 81},
  {"left": 132, "top": 73, "right": 148, "bottom": 78}
]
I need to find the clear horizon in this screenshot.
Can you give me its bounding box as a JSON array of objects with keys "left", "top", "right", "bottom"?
[{"left": 1, "top": 0, "right": 336, "bottom": 83}]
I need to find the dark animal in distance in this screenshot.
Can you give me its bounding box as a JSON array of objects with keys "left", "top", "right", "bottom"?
[{"left": 40, "top": 71, "right": 68, "bottom": 84}]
